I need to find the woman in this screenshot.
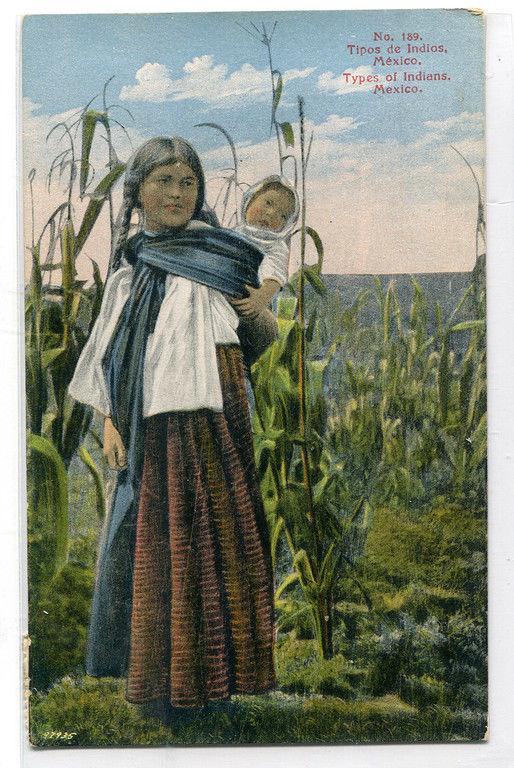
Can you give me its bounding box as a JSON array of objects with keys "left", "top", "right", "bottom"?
[{"left": 68, "top": 136, "right": 276, "bottom": 711}]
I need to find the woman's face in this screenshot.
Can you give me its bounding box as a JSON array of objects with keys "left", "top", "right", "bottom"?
[{"left": 138, "top": 161, "right": 199, "bottom": 231}]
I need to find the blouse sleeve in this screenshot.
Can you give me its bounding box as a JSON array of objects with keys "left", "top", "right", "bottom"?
[
  {"left": 68, "top": 264, "right": 133, "bottom": 416},
  {"left": 258, "top": 239, "right": 290, "bottom": 286}
]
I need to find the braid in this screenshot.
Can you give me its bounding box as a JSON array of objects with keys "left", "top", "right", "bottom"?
[{"left": 110, "top": 197, "right": 134, "bottom": 274}]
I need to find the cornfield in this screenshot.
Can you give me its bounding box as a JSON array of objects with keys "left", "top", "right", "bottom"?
[{"left": 24, "top": 23, "right": 486, "bottom": 718}]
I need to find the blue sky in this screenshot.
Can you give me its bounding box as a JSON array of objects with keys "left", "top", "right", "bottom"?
[
  {"left": 22, "top": 10, "right": 485, "bottom": 274},
  {"left": 23, "top": 10, "right": 483, "bottom": 148}
]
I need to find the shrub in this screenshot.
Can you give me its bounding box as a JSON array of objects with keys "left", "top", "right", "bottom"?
[
  {"left": 29, "top": 677, "right": 169, "bottom": 747},
  {"left": 443, "top": 612, "right": 487, "bottom": 707},
  {"left": 29, "top": 562, "right": 94, "bottom": 691},
  {"left": 363, "top": 505, "right": 486, "bottom": 603},
  {"left": 366, "top": 614, "right": 446, "bottom": 696},
  {"left": 402, "top": 674, "right": 446, "bottom": 709},
  {"left": 275, "top": 635, "right": 365, "bottom": 698}
]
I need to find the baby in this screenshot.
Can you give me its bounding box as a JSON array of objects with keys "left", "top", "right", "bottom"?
[
  {"left": 231, "top": 175, "right": 299, "bottom": 321},
  {"left": 230, "top": 176, "right": 299, "bottom": 368}
]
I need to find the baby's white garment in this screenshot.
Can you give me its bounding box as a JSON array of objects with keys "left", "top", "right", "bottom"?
[
  {"left": 234, "top": 223, "right": 290, "bottom": 286},
  {"left": 234, "top": 175, "right": 300, "bottom": 288}
]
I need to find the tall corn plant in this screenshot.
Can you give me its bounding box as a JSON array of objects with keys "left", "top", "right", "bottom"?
[
  {"left": 199, "top": 22, "right": 299, "bottom": 223},
  {"left": 26, "top": 83, "right": 128, "bottom": 599},
  {"left": 325, "top": 274, "right": 486, "bottom": 512},
  {"left": 237, "top": 21, "right": 297, "bottom": 181},
  {"left": 249, "top": 95, "right": 351, "bottom": 659},
  {"left": 435, "top": 258, "right": 486, "bottom": 502},
  {"left": 230, "top": 22, "right": 353, "bottom": 659}
]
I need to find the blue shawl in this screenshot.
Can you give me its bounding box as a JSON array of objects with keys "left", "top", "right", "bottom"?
[{"left": 85, "top": 225, "right": 263, "bottom": 677}]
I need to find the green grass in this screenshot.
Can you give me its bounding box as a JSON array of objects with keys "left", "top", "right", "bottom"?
[
  {"left": 29, "top": 676, "right": 486, "bottom": 748},
  {"left": 275, "top": 636, "right": 366, "bottom": 698}
]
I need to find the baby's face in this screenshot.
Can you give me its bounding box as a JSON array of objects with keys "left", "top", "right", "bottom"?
[{"left": 245, "top": 187, "right": 295, "bottom": 232}]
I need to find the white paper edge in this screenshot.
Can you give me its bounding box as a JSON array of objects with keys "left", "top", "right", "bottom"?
[{"left": 2, "top": 2, "right": 513, "bottom": 768}]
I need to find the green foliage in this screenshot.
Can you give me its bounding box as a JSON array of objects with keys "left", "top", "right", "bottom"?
[
  {"left": 276, "top": 635, "right": 365, "bottom": 697},
  {"left": 363, "top": 505, "right": 486, "bottom": 606},
  {"left": 251, "top": 290, "right": 353, "bottom": 659},
  {"left": 311, "top": 274, "right": 486, "bottom": 511},
  {"left": 30, "top": 677, "right": 169, "bottom": 747},
  {"left": 402, "top": 675, "right": 447, "bottom": 709},
  {"left": 25, "top": 83, "right": 127, "bottom": 465},
  {"left": 252, "top": 259, "right": 486, "bottom": 665},
  {"left": 29, "top": 675, "right": 486, "bottom": 746},
  {"left": 443, "top": 612, "right": 487, "bottom": 707},
  {"left": 353, "top": 501, "right": 486, "bottom": 710},
  {"left": 366, "top": 614, "right": 447, "bottom": 698},
  {"left": 27, "top": 433, "right": 69, "bottom": 595},
  {"left": 29, "top": 563, "right": 94, "bottom": 691},
  {"left": 25, "top": 87, "right": 128, "bottom": 704}
]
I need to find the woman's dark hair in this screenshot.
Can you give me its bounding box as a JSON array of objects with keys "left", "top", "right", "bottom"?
[{"left": 111, "top": 137, "right": 207, "bottom": 271}]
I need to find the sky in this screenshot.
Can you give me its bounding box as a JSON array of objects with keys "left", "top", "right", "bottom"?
[{"left": 21, "top": 9, "right": 485, "bottom": 277}]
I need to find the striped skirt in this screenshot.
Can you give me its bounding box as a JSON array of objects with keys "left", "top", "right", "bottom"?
[{"left": 125, "top": 345, "right": 276, "bottom": 707}]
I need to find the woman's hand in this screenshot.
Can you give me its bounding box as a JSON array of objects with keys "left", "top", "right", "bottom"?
[
  {"left": 229, "top": 280, "right": 280, "bottom": 319},
  {"left": 103, "top": 417, "right": 128, "bottom": 471}
]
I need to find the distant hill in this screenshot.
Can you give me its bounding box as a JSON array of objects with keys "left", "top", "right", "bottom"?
[
  {"left": 322, "top": 272, "right": 474, "bottom": 328},
  {"left": 302, "top": 271, "right": 477, "bottom": 364}
]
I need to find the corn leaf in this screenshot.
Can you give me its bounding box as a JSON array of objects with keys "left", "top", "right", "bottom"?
[
  {"left": 270, "top": 516, "right": 284, "bottom": 571},
  {"left": 449, "top": 319, "right": 485, "bottom": 333},
  {"left": 41, "top": 346, "right": 67, "bottom": 370},
  {"left": 76, "top": 163, "right": 125, "bottom": 253},
  {"left": 438, "top": 340, "right": 451, "bottom": 425},
  {"left": 27, "top": 432, "right": 68, "bottom": 579},
  {"left": 62, "top": 400, "right": 93, "bottom": 467},
  {"left": 304, "top": 265, "right": 326, "bottom": 296},
  {"left": 305, "top": 227, "right": 324, "bottom": 272},
  {"left": 279, "top": 121, "right": 294, "bottom": 147},
  {"left": 275, "top": 571, "right": 300, "bottom": 601},
  {"left": 277, "top": 296, "right": 297, "bottom": 320},
  {"left": 60, "top": 219, "right": 76, "bottom": 333},
  {"left": 79, "top": 446, "right": 106, "bottom": 521},
  {"left": 80, "top": 110, "right": 108, "bottom": 195},
  {"left": 292, "top": 548, "right": 316, "bottom": 589}
]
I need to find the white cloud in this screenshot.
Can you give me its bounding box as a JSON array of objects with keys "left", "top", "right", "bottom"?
[
  {"left": 200, "top": 112, "right": 484, "bottom": 274},
  {"left": 120, "top": 58, "right": 315, "bottom": 107},
  {"left": 119, "top": 63, "right": 174, "bottom": 103},
  {"left": 318, "top": 66, "right": 383, "bottom": 95},
  {"left": 423, "top": 112, "right": 483, "bottom": 133},
  {"left": 22, "top": 100, "right": 484, "bottom": 278},
  {"left": 311, "top": 114, "right": 361, "bottom": 136}
]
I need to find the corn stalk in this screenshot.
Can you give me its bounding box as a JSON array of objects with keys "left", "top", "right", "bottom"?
[{"left": 25, "top": 84, "right": 128, "bottom": 593}]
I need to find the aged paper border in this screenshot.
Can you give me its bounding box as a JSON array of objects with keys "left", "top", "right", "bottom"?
[{"left": 2, "top": 2, "right": 513, "bottom": 767}]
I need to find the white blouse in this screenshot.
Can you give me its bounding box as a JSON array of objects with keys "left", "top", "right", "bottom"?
[{"left": 68, "top": 225, "right": 241, "bottom": 417}]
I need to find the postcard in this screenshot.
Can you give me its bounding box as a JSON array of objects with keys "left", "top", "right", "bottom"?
[{"left": 21, "top": 8, "right": 487, "bottom": 749}]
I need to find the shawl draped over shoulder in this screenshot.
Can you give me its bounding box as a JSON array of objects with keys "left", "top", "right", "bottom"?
[{"left": 86, "top": 225, "right": 264, "bottom": 677}]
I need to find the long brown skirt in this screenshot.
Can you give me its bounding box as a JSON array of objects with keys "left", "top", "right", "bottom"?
[{"left": 125, "top": 345, "right": 276, "bottom": 707}]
